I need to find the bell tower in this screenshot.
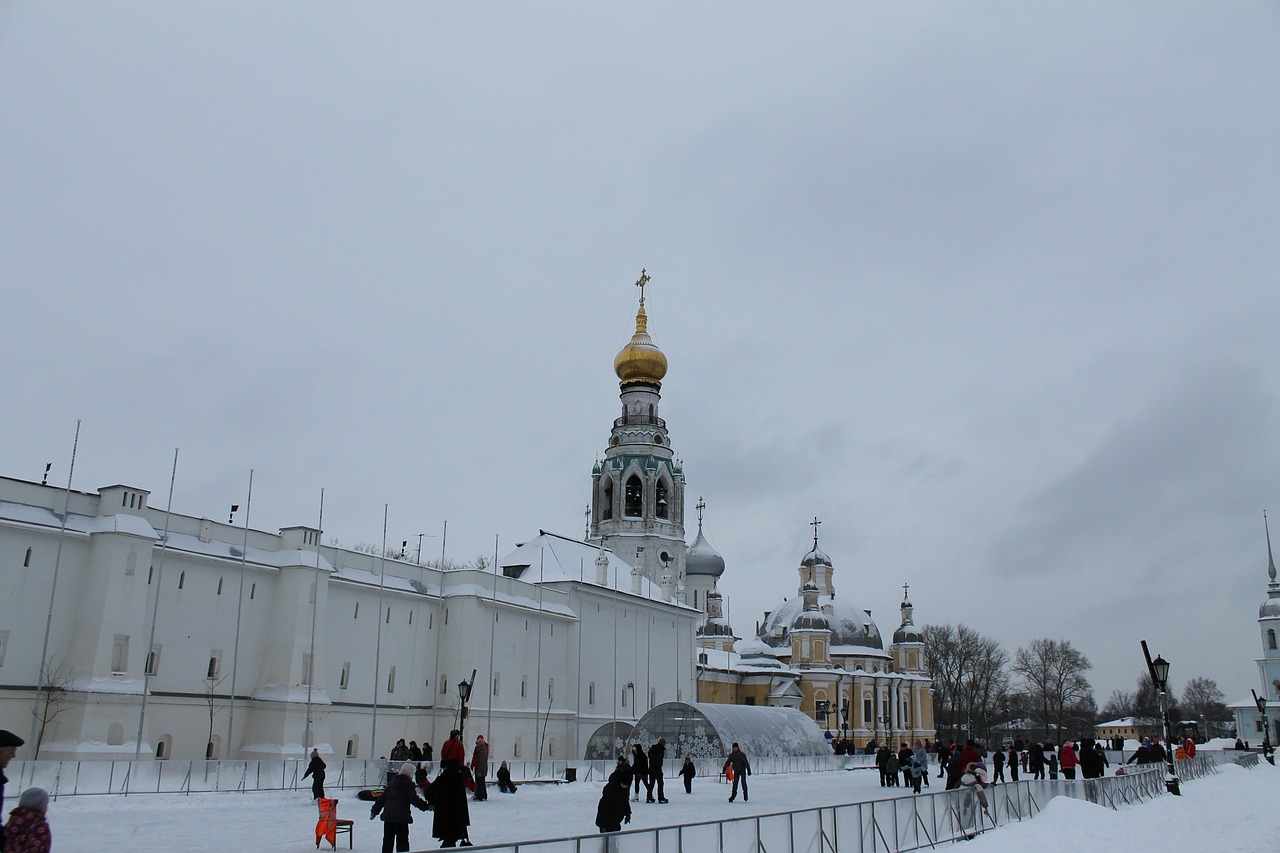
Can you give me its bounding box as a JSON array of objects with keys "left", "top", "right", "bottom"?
[{"left": 589, "top": 270, "right": 686, "bottom": 586}]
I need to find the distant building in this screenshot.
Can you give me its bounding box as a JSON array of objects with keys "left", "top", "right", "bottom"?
[
  {"left": 1229, "top": 514, "right": 1280, "bottom": 745},
  {"left": 1094, "top": 716, "right": 1161, "bottom": 744}
]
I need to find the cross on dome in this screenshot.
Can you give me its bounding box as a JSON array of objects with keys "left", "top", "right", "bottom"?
[
  {"left": 810, "top": 516, "right": 821, "bottom": 550},
  {"left": 635, "top": 268, "right": 650, "bottom": 303}
]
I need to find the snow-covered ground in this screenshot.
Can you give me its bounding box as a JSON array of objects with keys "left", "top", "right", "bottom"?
[{"left": 25, "top": 759, "right": 1279, "bottom": 851}]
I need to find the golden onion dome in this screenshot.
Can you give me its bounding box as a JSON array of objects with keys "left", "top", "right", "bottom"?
[{"left": 613, "top": 294, "right": 668, "bottom": 387}]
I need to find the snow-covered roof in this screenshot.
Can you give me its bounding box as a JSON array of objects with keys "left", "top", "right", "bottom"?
[{"left": 496, "top": 531, "right": 694, "bottom": 608}]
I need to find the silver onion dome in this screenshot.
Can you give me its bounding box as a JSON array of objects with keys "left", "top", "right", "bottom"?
[{"left": 686, "top": 528, "right": 726, "bottom": 577}]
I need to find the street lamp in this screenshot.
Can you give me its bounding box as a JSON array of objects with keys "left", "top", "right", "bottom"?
[
  {"left": 457, "top": 669, "right": 476, "bottom": 739},
  {"left": 1252, "top": 689, "right": 1274, "bottom": 765},
  {"left": 1141, "top": 641, "right": 1180, "bottom": 795}
]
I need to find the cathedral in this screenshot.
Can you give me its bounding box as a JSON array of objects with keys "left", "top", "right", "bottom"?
[{"left": 586, "top": 271, "right": 935, "bottom": 747}]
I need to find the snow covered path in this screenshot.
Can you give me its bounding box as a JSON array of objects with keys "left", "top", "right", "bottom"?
[{"left": 34, "top": 760, "right": 1279, "bottom": 851}]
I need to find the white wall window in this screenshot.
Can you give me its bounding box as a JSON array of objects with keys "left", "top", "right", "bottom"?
[
  {"left": 178, "top": 571, "right": 185, "bottom": 589},
  {"left": 23, "top": 547, "right": 32, "bottom": 567},
  {"left": 387, "top": 666, "right": 396, "bottom": 694},
  {"left": 217, "top": 577, "right": 223, "bottom": 594},
  {"left": 340, "top": 662, "right": 351, "bottom": 690},
  {"left": 347, "top": 737, "right": 357, "bottom": 757},
  {"left": 301, "top": 653, "right": 313, "bottom": 686},
  {"left": 513, "top": 739, "right": 520, "bottom": 758},
  {"left": 521, "top": 677, "right": 527, "bottom": 698},
  {"left": 493, "top": 673, "right": 500, "bottom": 696},
  {"left": 207, "top": 651, "right": 223, "bottom": 680},
  {"left": 441, "top": 675, "right": 448, "bottom": 695},
  {"left": 588, "top": 682, "right": 595, "bottom": 706},
  {"left": 145, "top": 645, "right": 161, "bottom": 676},
  {"left": 548, "top": 678, "right": 554, "bottom": 701},
  {"left": 111, "top": 635, "right": 129, "bottom": 674},
  {"left": 0, "top": 630, "right": 8, "bottom": 667}
]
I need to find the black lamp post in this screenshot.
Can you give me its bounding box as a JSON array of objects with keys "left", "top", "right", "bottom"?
[
  {"left": 1141, "top": 641, "right": 1180, "bottom": 795},
  {"left": 1252, "top": 689, "right": 1274, "bottom": 765},
  {"left": 457, "top": 671, "right": 475, "bottom": 740}
]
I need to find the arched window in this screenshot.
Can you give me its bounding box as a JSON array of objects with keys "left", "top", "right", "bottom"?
[
  {"left": 624, "top": 475, "right": 643, "bottom": 517},
  {"left": 107, "top": 723, "right": 124, "bottom": 746},
  {"left": 1269, "top": 629, "right": 1276, "bottom": 650},
  {"left": 655, "top": 480, "right": 669, "bottom": 519},
  {"left": 602, "top": 480, "right": 613, "bottom": 520}
]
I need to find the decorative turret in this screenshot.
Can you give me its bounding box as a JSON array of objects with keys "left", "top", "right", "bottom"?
[
  {"left": 790, "top": 579, "right": 832, "bottom": 667},
  {"left": 892, "top": 583, "right": 925, "bottom": 674},
  {"left": 685, "top": 497, "right": 725, "bottom": 617},
  {"left": 595, "top": 538, "right": 610, "bottom": 586},
  {"left": 697, "top": 584, "right": 738, "bottom": 652}
]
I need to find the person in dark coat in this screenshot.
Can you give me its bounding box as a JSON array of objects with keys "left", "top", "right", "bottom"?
[
  {"left": 422, "top": 741, "right": 433, "bottom": 762},
  {"left": 991, "top": 747, "right": 1005, "bottom": 783},
  {"left": 0, "top": 729, "right": 25, "bottom": 853},
  {"left": 724, "top": 743, "right": 751, "bottom": 802},
  {"left": 496, "top": 761, "right": 517, "bottom": 793},
  {"left": 936, "top": 742, "right": 950, "bottom": 779},
  {"left": 1078, "top": 738, "right": 1103, "bottom": 779},
  {"left": 897, "top": 743, "right": 914, "bottom": 787},
  {"left": 1028, "top": 742, "right": 1047, "bottom": 779},
  {"left": 390, "top": 739, "right": 410, "bottom": 762},
  {"left": 875, "top": 745, "right": 891, "bottom": 787},
  {"left": 409, "top": 741, "right": 423, "bottom": 762},
  {"left": 371, "top": 762, "right": 429, "bottom": 853},
  {"left": 679, "top": 757, "right": 696, "bottom": 794},
  {"left": 425, "top": 758, "right": 472, "bottom": 848},
  {"left": 646, "top": 738, "right": 667, "bottom": 803},
  {"left": 595, "top": 763, "right": 632, "bottom": 833},
  {"left": 303, "top": 748, "right": 327, "bottom": 801},
  {"left": 630, "top": 744, "right": 648, "bottom": 801}
]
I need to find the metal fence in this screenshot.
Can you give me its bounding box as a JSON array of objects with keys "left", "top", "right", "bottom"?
[
  {"left": 5, "top": 753, "right": 879, "bottom": 798},
  {"left": 455, "top": 766, "right": 1175, "bottom": 853}
]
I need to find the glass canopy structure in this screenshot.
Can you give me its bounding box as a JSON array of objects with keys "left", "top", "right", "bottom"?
[{"left": 617, "top": 701, "right": 830, "bottom": 759}]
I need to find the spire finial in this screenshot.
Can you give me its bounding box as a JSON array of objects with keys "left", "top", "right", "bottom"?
[
  {"left": 810, "top": 516, "right": 821, "bottom": 550},
  {"left": 902, "top": 582, "right": 910, "bottom": 603},
  {"left": 635, "top": 268, "right": 650, "bottom": 305},
  {"left": 696, "top": 496, "right": 706, "bottom": 531},
  {"left": 1267, "top": 510, "right": 1277, "bottom": 584}
]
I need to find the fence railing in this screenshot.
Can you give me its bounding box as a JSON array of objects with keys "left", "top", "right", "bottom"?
[
  {"left": 7, "top": 753, "right": 880, "bottom": 798},
  {"left": 456, "top": 765, "right": 1173, "bottom": 853},
  {"left": 8, "top": 748, "right": 1227, "bottom": 800}
]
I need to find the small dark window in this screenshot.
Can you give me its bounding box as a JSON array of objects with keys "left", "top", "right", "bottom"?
[
  {"left": 250, "top": 583, "right": 256, "bottom": 599},
  {"left": 23, "top": 548, "right": 32, "bottom": 567},
  {"left": 602, "top": 480, "right": 613, "bottom": 519},
  {"left": 1269, "top": 629, "right": 1277, "bottom": 651},
  {"left": 178, "top": 571, "right": 185, "bottom": 589},
  {"left": 216, "top": 577, "right": 223, "bottom": 595},
  {"left": 655, "top": 481, "right": 669, "bottom": 519}
]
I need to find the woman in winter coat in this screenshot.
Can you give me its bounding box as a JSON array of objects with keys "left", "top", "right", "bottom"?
[
  {"left": 913, "top": 741, "right": 931, "bottom": 788},
  {"left": 679, "top": 757, "right": 696, "bottom": 794},
  {"left": 496, "top": 761, "right": 517, "bottom": 793},
  {"left": 595, "top": 764, "right": 633, "bottom": 833},
  {"left": 630, "top": 744, "right": 648, "bottom": 801},
  {"left": 371, "top": 762, "right": 430, "bottom": 853},
  {"left": 1059, "top": 742, "right": 1079, "bottom": 780},
  {"left": 303, "top": 748, "right": 327, "bottom": 801},
  {"left": 4, "top": 787, "right": 51, "bottom": 853},
  {"left": 425, "top": 758, "right": 472, "bottom": 848}
]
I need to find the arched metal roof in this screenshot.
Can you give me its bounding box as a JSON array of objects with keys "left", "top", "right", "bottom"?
[
  {"left": 584, "top": 720, "right": 636, "bottom": 760},
  {"left": 630, "top": 701, "right": 830, "bottom": 759}
]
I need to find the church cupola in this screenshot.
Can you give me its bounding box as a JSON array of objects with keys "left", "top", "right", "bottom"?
[
  {"left": 799, "top": 517, "right": 835, "bottom": 596},
  {"left": 790, "top": 579, "right": 832, "bottom": 668},
  {"left": 590, "top": 270, "right": 686, "bottom": 586},
  {"left": 685, "top": 497, "right": 725, "bottom": 617},
  {"left": 892, "top": 583, "right": 925, "bottom": 673}
]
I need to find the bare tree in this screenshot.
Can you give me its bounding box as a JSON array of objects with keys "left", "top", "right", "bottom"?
[
  {"left": 1101, "top": 689, "right": 1136, "bottom": 720},
  {"left": 1013, "top": 638, "right": 1094, "bottom": 743},
  {"left": 204, "top": 675, "right": 226, "bottom": 759},
  {"left": 1181, "top": 677, "right": 1228, "bottom": 737},
  {"left": 473, "top": 554, "right": 491, "bottom": 571},
  {"left": 923, "top": 624, "right": 1010, "bottom": 743},
  {"left": 33, "top": 660, "right": 73, "bottom": 760}
]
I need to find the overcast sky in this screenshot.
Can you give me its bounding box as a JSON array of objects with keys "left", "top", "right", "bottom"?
[{"left": 3, "top": 2, "right": 1278, "bottom": 707}]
